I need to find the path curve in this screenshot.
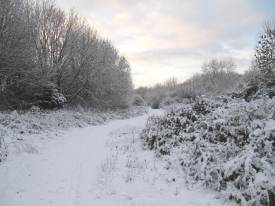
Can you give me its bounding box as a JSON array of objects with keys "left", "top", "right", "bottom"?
[{"left": 0, "top": 110, "right": 234, "bottom": 206}]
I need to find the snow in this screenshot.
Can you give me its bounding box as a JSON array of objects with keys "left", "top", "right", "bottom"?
[
  {"left": 0, "top": 107, "right": 147, "bottom": 162},
  {"left": 141, "top": 97, "right": 275, "bottom": 205},
  {"left": 265, "top": 119, "right": 275, "bottom": 131},
  {"left": 0, "top": 109, "right": 235, "bottom": 206}
]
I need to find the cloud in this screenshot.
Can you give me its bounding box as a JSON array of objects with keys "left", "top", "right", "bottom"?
[{"left": 55, "top": 0, "right": 275, "bottom": 87}]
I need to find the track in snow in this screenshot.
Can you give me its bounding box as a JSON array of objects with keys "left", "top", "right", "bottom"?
[{"left": 0, "top": 110, "right": 235, "bottom": 206}]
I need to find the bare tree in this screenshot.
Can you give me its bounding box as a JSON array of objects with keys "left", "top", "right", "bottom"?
[{"left": 0, "top": 0, "right": 133, "bottom": 110}]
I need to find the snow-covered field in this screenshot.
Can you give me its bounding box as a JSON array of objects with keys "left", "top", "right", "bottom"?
[{"left": 0, "top": 109, "right": 235, "bottom": 206}]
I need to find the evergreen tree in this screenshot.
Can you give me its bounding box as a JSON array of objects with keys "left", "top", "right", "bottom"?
[{"left": 255, "top": 22, "right": 275, "bottom": 86}]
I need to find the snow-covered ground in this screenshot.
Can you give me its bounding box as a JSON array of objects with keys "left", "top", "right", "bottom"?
[
  {"left": 0, "top": 109, "right": 235, "bottom": 206},
  {"left": 0, "top": 107, "right": 147, "bottom": 162}
]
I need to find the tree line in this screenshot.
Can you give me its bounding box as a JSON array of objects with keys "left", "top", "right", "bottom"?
[
  {"left": 136, "top": 19, "right": 275, "bottom": 107},
  {"left": 0, "top": 0, "right": 133, "bottom": 110},
  {"left": 136, "top": 59, "right": 242, "bottom": 108}
]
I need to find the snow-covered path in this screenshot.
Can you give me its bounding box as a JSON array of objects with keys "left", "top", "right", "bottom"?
[
  {"left": 0, "top": 110, "right": 234, "bottom": 206},
  {"left": 0, "top": 113, "right": 152, "bottom": 206}
]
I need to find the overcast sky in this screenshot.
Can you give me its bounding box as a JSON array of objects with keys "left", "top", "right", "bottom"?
[{"left": 55, "top": 0, "right": 275, "bottom": 87}]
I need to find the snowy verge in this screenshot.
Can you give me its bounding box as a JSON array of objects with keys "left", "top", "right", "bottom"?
[{"left": 0, "top": 106, "right": 148, "bottom": 162}]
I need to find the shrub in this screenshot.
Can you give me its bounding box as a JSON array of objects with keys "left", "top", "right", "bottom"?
[
  {"left": 141, "top": 97, "right": 275, "bottom": 205},
  {"left": 34, "top": 83, "right": 67, "bottom": 109},
  {"left": 151, "top": 97, "right": 161, "bottom": 109},
  {"left": 132, "top": 95, "right": 146, "bottom": 106}
]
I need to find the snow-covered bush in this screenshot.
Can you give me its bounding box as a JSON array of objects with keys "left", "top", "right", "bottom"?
[
  {"left": 233, "top": 83, "right": 275, "bottom": 103},
  {"left": 132, "top": 95, "right": 146, "bottom": 106},
  {"left": 141, "top": 97, "right": 275, "bottom": 205},
  {"left": 34, "top": 83, "right": 67, "bottom": 109},
  {"left": 151, "top": 98, "right": 161, "bottom": 109}
]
